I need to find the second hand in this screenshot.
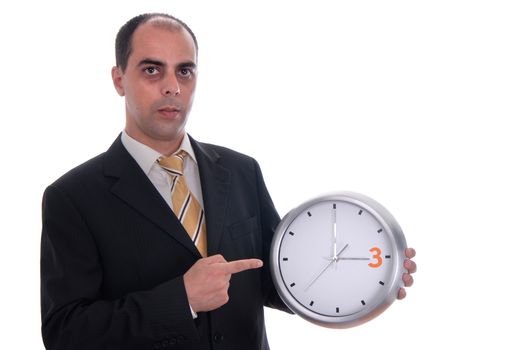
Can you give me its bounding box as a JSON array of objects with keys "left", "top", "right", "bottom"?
[{"left": 305, "top": 243, "right": 349, "bottom": 291}]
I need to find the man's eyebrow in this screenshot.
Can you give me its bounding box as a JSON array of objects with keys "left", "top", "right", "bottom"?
[
  {"left": 136, "top": 59, "right": 197, "bottom": 69},
  {"left": 178, "top": 61, "right": 197, "bottom": 69},
  {"left": 137, "top": 58, "right": 165, "bottom": 67}
]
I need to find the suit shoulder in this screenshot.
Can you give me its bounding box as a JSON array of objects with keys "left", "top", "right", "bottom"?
[
  {"left": 198, "top": 142, "right": 257, "bottom": 166},
  {"left": 48, "top": 152, "right": 106, "bottom": 190}
]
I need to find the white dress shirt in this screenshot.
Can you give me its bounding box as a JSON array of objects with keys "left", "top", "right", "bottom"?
[{"left": 121, "top": 131, "right": 205, "bottom": 212}]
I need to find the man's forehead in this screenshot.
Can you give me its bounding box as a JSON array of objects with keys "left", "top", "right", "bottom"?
[
  {"left": 146, "top": 16, "right": 184, "bottom": 32},
  {"left": 133, "top": 20, "right": 189, "bottom": 43},
  {"left": 130, "top": 22, "right": 197, "bottom": 61}
]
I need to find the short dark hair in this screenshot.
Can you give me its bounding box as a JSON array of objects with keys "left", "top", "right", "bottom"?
[{"left": 115, "top": 13, "right": 198, "bottom": 72}]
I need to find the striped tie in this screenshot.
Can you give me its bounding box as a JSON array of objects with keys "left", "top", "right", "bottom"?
[{"left": 157, "top": 151, "right": 207, "bottom": 257}]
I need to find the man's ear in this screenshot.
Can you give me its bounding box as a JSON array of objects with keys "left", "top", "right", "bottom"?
[{"left": 111, "top": 66, "right": 125, "bottom": 96}]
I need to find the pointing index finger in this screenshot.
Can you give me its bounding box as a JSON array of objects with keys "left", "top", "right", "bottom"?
[{"left": 222, "top": 259, "right": 263, "bottom": 274}]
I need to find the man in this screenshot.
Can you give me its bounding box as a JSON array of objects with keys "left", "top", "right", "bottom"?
[{"left": 41, "top": 13, "right": 416, "bottom": 350}]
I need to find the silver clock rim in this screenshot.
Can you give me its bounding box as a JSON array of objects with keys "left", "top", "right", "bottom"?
[{"left": 269, "top": 191, "right": 407, "bottom": 329}]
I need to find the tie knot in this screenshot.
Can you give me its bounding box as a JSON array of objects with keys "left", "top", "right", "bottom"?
[{"left": 157, "top": 150, "right": 187, "bottom": 175}]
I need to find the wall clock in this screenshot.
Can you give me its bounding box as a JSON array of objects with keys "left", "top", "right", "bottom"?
[{"left": 270, "top": 192, "right": 407, "bottom": 328}]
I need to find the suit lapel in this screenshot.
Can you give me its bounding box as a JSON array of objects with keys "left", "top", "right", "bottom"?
[
  {"left": 190, "top": 136, "right": 231, "bottom": 256},
  {"left": 103, "top": 136, "right": 200, "bottom": 258}
]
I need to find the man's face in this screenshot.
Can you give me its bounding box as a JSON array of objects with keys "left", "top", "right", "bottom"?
[{"left": 112, "top": 21, "right": 197, "bottom": 150}]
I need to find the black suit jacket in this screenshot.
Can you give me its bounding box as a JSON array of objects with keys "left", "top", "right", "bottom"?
[{"left": 41, "top": 135, "right": 289, "bottom": 350}]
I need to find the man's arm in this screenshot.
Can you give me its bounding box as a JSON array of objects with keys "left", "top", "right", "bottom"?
[{"left": 40, "top": 185, "right": 198, "bottom": 350}]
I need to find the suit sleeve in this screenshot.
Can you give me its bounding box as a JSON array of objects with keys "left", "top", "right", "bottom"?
[
  {"left": 252, "top": 160, "right": 293, "bottom": 313},
  {"left": 41, "top": 185, "right": 199, "bottom": 349}
]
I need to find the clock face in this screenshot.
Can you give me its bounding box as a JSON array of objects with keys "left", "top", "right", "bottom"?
[{"left": 271, "top": 193, "right": 406, "bottom": 328}]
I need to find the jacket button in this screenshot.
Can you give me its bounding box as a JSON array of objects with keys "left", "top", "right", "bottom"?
[{"left": 213, "top": 332, "right": 224, "bottom": 343}]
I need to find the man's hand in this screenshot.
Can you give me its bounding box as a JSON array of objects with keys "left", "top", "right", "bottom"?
[
  {"left": 397, "top": 247, "right": 417, "bottom": 300},
  {"left": 183, "top": 255, "right": 263, "bottom": 313}
]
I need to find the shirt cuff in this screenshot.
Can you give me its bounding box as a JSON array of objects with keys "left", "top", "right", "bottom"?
[{"left": 189, "top": 304, "right": 198, "bottom": 319}]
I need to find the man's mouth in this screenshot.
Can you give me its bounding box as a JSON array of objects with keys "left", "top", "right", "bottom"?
[
  {"left": 159, "top": 105, "right": 181, "bottom": 112},
  {"left": 158, "top": 106, "right": 181, "bottom": 118}
]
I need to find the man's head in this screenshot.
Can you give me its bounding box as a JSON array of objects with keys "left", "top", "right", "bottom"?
[
  {"left": 111, "top": 13, "right": 198, "bottom": 155},
  {"left": 115, "top": 13, "right": 198, "bottom": 72}
]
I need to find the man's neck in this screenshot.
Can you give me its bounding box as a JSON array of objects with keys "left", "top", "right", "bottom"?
[{"left": 124, "top": 128, "right": 185, "bottom": 156}]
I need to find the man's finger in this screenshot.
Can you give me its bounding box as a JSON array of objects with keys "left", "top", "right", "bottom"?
[
  {"left": 405, "top": 248, "right": 416, "bottom": 259},
  {"left": 404, "top": 259, "right": 417, "bottom": 273},
  {"left": 397, "top": 287, "right": 406, "bottom": 300},
  {"left": 403, "top": 273, "right": 414, "bottom": 287},
  {"left": 221, "top": 259, "right": 263, "bottom": 274}
]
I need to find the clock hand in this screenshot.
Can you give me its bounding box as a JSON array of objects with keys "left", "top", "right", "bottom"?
[
  {"left": 305, "top": 244, "right": 349, "bottom": 291},
  {"left": 336, "top": 243, "right": 349, "bottom": 258},
  {"left": 305, "top": 258, "right": 334, "bottom": 291},
  {"left": 323, "top": 255, "right": 370, "bottom": 261},
  {"left": 333, "top": 205, "right": 337, "bottom": 260}
]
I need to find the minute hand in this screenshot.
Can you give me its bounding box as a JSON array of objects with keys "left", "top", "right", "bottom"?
[
  {"left": 337, "top": 257, "right": 370, "bottom": 261},
  {"left": 333, "top": 206, "right": 337, "bottom": 259}
]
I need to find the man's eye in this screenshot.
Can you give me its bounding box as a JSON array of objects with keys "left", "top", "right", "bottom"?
[
  {"left": 178, "top": 68, "right": 193, "bottom": 78},
  {"left": 144, "top": 67, "right": 159, "bottom": 75}
]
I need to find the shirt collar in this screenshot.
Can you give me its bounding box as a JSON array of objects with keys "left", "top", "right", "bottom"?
[{"left": 121, "top": 131, "right": 197, "bottom": 175}]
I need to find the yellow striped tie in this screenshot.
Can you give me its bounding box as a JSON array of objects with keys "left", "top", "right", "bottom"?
[{"left": 157, "top": 151, "right": 207, "bottom": 257}]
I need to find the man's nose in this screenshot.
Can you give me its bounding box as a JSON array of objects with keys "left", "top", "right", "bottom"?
[{"left": 161, "top": 74, "right": 181, "bottom": 96}]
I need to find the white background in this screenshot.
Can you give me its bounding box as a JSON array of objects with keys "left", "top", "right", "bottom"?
[{"left": 1, "top": 0, "right": 522, "bottom": 348}]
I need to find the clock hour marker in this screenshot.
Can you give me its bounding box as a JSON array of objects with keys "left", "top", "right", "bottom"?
[
  {"left": 310, "top": 301, "right": 314, "bottom": 306},
  {"left": 290, "top": 283, "right": 296, "bottom": 287},
  {"left": 385, "top": 255, "right": 391, "bottom": 259},
  {"left": 379, "top": 281, "right": 385, "bottom": 285},
  {"left": 289, "top": 231, "right": 295, "bottom": 236},
  {"left": 377, "top": 228, "right": 383, "bottom": 233},
  {"left": 358, "top": 209, "right": 363, "bottom": 215},
  {"left": 283, "top": 258, "right": 288, "bottom": 261},
  {"left": 336, "top": 307, "right": 340, "bottom": 313},
  {"left": 333, "top": 203, "right": 336, "bottom": 209},
  {"left": 361, "top": 300, "right": 366, "bottom": 306},
  {"left": 307, "top": 211, "right": 312, "bottom": 217}
]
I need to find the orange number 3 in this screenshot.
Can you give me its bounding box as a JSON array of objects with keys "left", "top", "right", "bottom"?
[{"left": 368, "top": 247, "right": 383, "bottom": 268}]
